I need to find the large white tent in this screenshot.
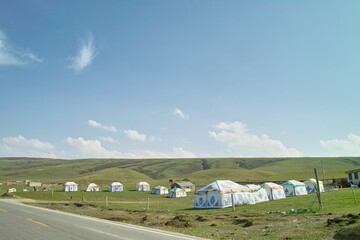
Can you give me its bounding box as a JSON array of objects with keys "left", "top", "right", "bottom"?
[
  {"left": 86, "top": 183, "right": 100, "bottom": 192},
  {"left": 304, "top": 178, "right": 325, "bottom": 193},
  {"left": 62, "top": 182, "right": 78, "bottom": 192},
  {"left": 282, "top": 180, "right": 308, "bottom": 197},
  {"left": 194, "top": 180, "right": 255, "bottom": 209},
  {"left": 168, "top": 187, "right": 187, "bottom": 198},
  {"left": 261, "top": 182, "right": 286, "bottom": 200},
  {"left": 151, "top": 186, "right": 168, "bottom": 195},
  {"left": 136, "top": 182, "right": 150, "bottom": 191},
  {"left": 246, "top": 184, "right": 269, "bottom": 203},
  {"left": 109, "top": 182, "right": 124, "bottom": 192}
]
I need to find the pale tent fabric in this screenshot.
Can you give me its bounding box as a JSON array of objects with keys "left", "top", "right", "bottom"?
[
  {"left": 109, "top": 182, "right": 124, "bottom": 192},
  {"left": 86, "top": 183, "right": 100, "bottom": 192},
  {"left": 136, "top": 181, "right": 150, "bottom": 191},
  {"left": 167, "top": 187, "right": 187, "bottom": 198},
  {"left": 282, "top": 180, "right": 308, "bottom": 197},
  {"left": 62, "top": 182, "right": 78, "bottom": 192},
  {"left": 151, "top": 186, "right": 169, "bottom": 195},
  {"left": 261, "top": 182, "right": 286, "bottom": 200},
  {"left": 246, "top": 184, "right": 269, "bottom": 203},
  {"left": 194, "top": 180, "right": 255, "bottom": 209},
  {"left": 304, "top": 178, "right": 325, "bottom": 193}
]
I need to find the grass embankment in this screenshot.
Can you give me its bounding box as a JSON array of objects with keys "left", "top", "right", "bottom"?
[{"left": 10, "top": 188, "right": 360, "bottom": 240}]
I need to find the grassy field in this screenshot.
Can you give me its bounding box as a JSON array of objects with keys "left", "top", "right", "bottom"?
[
  {"left": 3, "top": 188, "right": 360, "bottom": 240},
  {"left": 1, "top": 157, "right": 360, "bottom": 239},
  {"left": 1, "top": 157, "right": 359, "bottom": 185}
]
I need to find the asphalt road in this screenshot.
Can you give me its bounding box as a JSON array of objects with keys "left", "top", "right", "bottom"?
[{"left": 0, "top": 199, "right": 206, "bottom": 240}]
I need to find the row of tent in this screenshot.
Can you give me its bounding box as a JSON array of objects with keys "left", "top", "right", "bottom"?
[
  {"left": 62, "top": 181, "right": 188, "bottom": 198},
  {"left": 194, "top": 179, "right": 325, "bottom": 209}
]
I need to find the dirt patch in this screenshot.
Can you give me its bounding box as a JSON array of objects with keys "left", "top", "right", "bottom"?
[
  {"left": 327, "top": 213, "right": 360, "bottom": 227},
  {"left": 333, "top": 225, "right": 360, "bottom": 240}
]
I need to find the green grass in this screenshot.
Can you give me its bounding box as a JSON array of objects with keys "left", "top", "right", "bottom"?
[
  {"left": 10, "top": 188, "right": 360, "bottom": 240},
  {"left": 1, "top": 157, "right": 359, "bottom": 185}
]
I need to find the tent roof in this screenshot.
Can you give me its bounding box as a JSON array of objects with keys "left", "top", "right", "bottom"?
[
  {"left": 305, "top": 178, "right": 322, "bottom": 184},
  {"left": 153, "top": 185, "right": 167, "bottom": 189},
  {"left": 261, "top": 182, "right": 283, "bottom": 189},
  {"left": 110, "top": 182, "right": 123, "bottom": 186},
  {"left": 245, "top": 184, "right": 263, "bottom": 191},
  {"left": 282, "top": 180, "right": 305, "bottom": 186},
  {"left": 170, "top": 187, "right": 186, "bottom": 192},
  {"left": 88, "top": 183, "right": 98, "bottom": 187},
  {"left": 137, "top": 181, "right": 149, "bottom": 185},
  {"left": 173, "top": 181, "right": 195, "bottom": 188},
  {"left": 64, "top": 182, "right": 78, "bottom": 186},
  {"left": 196, "top": 180, "right": 249, "bottom": 193}
]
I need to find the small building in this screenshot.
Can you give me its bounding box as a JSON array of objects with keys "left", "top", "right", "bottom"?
[
  {"left": 136, "top": 182, "right": 150, "bottom": 191},
  {"left": 346, "top": 169, "right": 360, "bottom": 186},
  {"left": 62, "top": 182, "right": 78, "bottom": 192},
  {"left": 109, "top": 182, "right": 124, "bottom": 192},
  {"left": 171, "top": 181, "right": 195, "bottom": 192},
  {"left": 168, "top": 187, "right": 187, "bottom": 198},
  {"left": 86, "top": 183, "right": 100, "bottom": 192},
  {"left": 151, "top": 186, "right": 169, "bottom": 195},
  {"left": 305, "top": 178, "right": 325, "bottom": 193}
]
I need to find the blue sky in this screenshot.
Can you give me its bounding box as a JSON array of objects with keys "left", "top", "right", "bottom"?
[{"left": 1, "top": 1, "right": 360, "bottom": 159}]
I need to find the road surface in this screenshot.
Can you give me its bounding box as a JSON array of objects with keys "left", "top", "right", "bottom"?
[{"left": 0, "top": 199, "right": 206, "bottom": 240}]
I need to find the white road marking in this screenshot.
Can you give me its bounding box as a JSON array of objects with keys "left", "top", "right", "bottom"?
[{"left": 81, "top": 226, "right": 130, "bottom": 240}]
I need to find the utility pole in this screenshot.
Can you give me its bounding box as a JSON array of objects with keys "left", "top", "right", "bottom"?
[
  {"left": 321, "top": 160, "right": 325, "bottom": 183},
  {"left": 314, "top": 168, "right": 323, "bottom": 209}
]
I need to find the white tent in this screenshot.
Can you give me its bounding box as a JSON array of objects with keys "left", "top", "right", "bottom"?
[
  {"left": 86, "top": 183, "right": 100, "bottom": 192},
  {"left": 261, "top": 182, "right": 286, "bottom": 200},
  {"left": 282, "top": 180, "right": 308, "bottom": 197},
  {"left": 62, "top": 182, "right": 78, "bottom": 192},
  {"left": 246, "top": 184, "right": 269, "bottom": 203},
  {"left": 136, "top": 182, "right": 150, "bottom": 191},
  {"left": 151, "top": 186, "right": 169, "bottom": 195},
  {"left": 109, "top": 182, "right": 124, "bottom": 192},
  {"left": 305, "top": 178, "right": 325, "bottom": 193},
  {"left": 194, "top": 180, "right": 255, "bottom": 209},
  {"left": 168, "top": 187, "right": 187, "bottom": 198}
]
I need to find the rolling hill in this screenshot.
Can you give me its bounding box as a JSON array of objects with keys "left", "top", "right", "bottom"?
[{"left": 0, "top": 157, "right": 359, "bottom": 186}]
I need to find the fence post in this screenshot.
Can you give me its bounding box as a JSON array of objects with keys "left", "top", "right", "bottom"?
[{"left": 314, "top": 168, "right": 323, "bottom": 209}]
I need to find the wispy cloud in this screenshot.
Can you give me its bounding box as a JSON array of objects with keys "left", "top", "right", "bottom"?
[
  {"left": 88, "top": 120, "right": 117, "bottom": 132},
  {"left": 69, "top": 32, "right": 96, "bottom": 71},
  {"left": 124, "top": 129, "right": 147, "bottom": 142},
  {"left": 320, "top": 133, "right": 360, "bottom": 156},
  {"left": 0, "top": 135, "right": 56, "bottom": 158},
  {"left": 173, "top": 108, "right": 189, "bottom": 120},
  {"left": 173, "top": 147, "right": 197, "bottom": 158},
  {"left": 99, "top": 136, "right": 119, "bottom": 144},
  {"left": 0, "top": 30, "right": 42, "bottom": 66},
  {"left": 209, "top": 121, "right": 302, "bottom": 157}
]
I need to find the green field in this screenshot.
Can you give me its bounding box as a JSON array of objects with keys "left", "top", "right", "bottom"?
[
  {"left": 1, "top": 157, "right": 360, "bottom": 239},
  {"left": 1, "top": 157, "right": 359, "bottom": 186}
]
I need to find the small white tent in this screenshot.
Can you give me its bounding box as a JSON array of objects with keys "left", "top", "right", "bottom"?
[
  {"left": 282, "top": 180, "right": 308, "bottom": 197},
  {"left": 246, "top": 184, "right": 269, "bottom": 203},
  {"left": 194, "top": 180, "right": 255, "bottom": 209},
  {"left": 168, "top": 187, "right": 187, "bottom": 198},
  {"left": 261, "top": 182, "right": 286, "bottom": 200},
  {"left": 109, "top": 182, "right": 124, "bottom": 192},
  {"left": 86, "top": 183, "right": 100, "bottom": 192},
  {"left": 136, "top": 182, "right": 150, "bottom": 191},
  {"left": 151, "top": 186, "right": 168, "bottom": 195},
  {"left": 305, "top": 178, "right": 324, "bottom": 193},
  {"left": 62, "top": 182, "right": 78, "bottom": 192}
]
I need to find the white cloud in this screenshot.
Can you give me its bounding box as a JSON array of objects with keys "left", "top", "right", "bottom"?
[
  {"left": 209, "top": 121, "right": 302, "bottom": 157},
  {"left": 173, "top": 147, "right": 197, "bottom": 158},
  {"left": 0, "top": 30, "right": 42, "bottom": 66},
  {"left": 173, "top": 108, "right": 189, "bottom": 120},
  {"left": 320, "top": 133, "right": 360, "bottom": 156},
  {"left": 124, "top": 129, "right": 147, "bottom": 142},
  {"left": 0, "top": 135, "right": 56, "bottom": 158},
  {"left": 66, "top": 137, "right": 128, "bottom": 158},
  {"left": 69, "top": 32, "right": 96, "bottom": 71},
  {"left": 99, "top": 136, "right": 119, "bottom": 144},
  {"left": 88, "top": 120, "right": 117, "bottom": 132}
]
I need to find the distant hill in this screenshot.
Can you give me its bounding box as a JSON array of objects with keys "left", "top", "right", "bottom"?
[{"left": 0, "top": 157, "right": 359, "bottom": 185}]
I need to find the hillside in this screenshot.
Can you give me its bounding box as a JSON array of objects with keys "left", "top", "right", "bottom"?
[{"left": 1, "top": 157, "right": 359, "bottom": 185}]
